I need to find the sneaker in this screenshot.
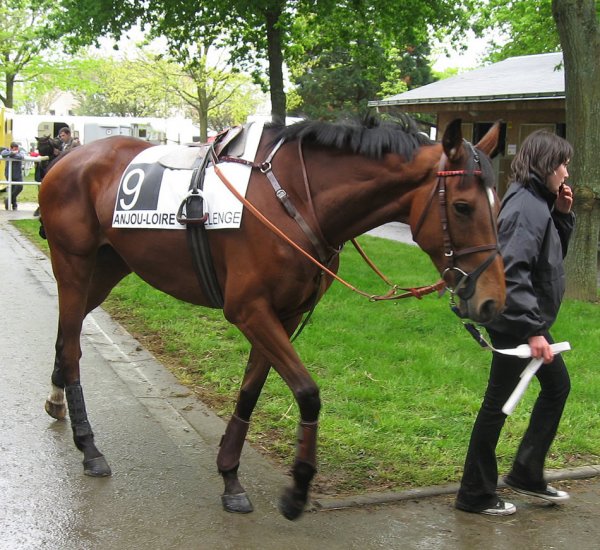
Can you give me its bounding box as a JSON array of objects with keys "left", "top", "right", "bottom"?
[
  {"left": 504, "top": 476, "right": 570, "bottom": 503},
  {"left": 480, "top": 499, "right": 517, "bottom": 516},
  {"left": 456, "top": 498, "right": 516, "bottom": 516}
]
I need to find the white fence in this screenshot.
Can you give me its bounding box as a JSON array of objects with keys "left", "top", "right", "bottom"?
[{"left": 0, "top": 155, "right": 48, "bottom": 210}]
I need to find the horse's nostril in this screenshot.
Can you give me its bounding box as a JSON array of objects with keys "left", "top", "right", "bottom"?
[{"left": 479, "top": 299, "right": 500, "bottom": 323}]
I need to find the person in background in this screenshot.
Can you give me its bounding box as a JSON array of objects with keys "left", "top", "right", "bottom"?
[
  {"left": 57, "top": 127, "right": 81, "bottom": 152},
  {"left": 455, "top": 130, "right": 575, "bottom": 516},
  {"left": 1, "top": 142, "right": 24, "bottom": 210}
]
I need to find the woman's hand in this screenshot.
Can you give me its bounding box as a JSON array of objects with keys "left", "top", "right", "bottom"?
[
  {"left": 528, "top": 335, "right": 554, "bottom": 364},
  {"left": 555, "top": 183, "right": 573, "bottom": 214}
]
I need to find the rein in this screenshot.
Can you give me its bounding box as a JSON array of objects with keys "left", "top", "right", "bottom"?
[{"left": 213, "top": 147, "right": 444, "bottom": 302}]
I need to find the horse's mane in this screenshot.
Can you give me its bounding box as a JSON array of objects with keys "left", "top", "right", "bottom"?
[{"left": 272, "top": 114, "right": 433, "bottom": 160}]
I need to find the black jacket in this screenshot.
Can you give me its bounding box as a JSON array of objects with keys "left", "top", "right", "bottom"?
[
  {"left": 485, "top": 176, "right": 575, "bottom": 339},
  {"left": 1, "top": 148, "right": 24, "bottom": 181}
]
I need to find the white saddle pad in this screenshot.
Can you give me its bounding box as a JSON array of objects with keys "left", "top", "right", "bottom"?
[{"left": 112, "top": 121, "right": 264, "bottom": 230}]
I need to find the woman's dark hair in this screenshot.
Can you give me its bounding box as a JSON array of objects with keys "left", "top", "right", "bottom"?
[{"left": 511, "top": 130, "right": 573, "bottom": 184}]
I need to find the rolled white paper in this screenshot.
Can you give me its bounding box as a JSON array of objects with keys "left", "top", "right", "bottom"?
[{"left": 501, "top": 342, "right": 571, "bottom": 416}]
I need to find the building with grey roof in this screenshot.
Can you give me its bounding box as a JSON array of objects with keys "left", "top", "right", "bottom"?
[{"left": 369, "top": 52, "right": 565, "bottom": 194}]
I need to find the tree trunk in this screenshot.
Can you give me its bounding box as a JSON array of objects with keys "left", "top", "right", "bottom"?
[
  {"left": 552, "top": 0, "right": 600, "bottom": 300},
  {"left": 265, "top": 7, "right": 286, "bottom": 125},
  {"left": 4, "top": 73, "right": 15, "bottom": 109},
  {"left": 198, "top": 84, "right": 209, "bottom": 143}
]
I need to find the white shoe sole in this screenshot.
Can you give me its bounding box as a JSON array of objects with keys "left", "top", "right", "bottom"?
[{"left": 508, "top": 485, "right": 570, "bottom": 503}]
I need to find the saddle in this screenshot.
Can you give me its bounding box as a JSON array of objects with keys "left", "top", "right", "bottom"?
[{"left": 158, "top": 125, "right": 247, "bottom": 171}]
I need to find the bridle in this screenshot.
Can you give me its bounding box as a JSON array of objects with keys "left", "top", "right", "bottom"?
[{"left": 412, "top": 140, "right": 499, "bottom": 302}]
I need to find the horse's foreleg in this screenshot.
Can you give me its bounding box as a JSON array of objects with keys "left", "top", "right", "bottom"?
[
  {"left": 218, "top": 348, "right": 271, "bottom": 513},
  {"left": 227, "top": 307, "right": 320, "bottom": 520},
  {"left": 279, "top": 419, "right": 319, "bottom": 521}
]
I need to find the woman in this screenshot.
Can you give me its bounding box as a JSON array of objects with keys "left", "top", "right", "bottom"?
[{"left": 456, "top": 130, "right": 574, "bottom": 516}]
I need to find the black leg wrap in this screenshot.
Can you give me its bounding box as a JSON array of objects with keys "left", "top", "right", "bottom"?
[
  {"left": 218, "top": 416, "right": 253, "bottom": 513},
  {"left": 217, "top": 415, "right": 250, "bottom": 472},
  {"left": 65, "top": 383, "right": 111, "bottom": 477},
  {"left": 66, "top": 383, "right": 94, "bottom": 439},
  {"left": 279, "top": 421, "right": 318, "bottom": 521}
]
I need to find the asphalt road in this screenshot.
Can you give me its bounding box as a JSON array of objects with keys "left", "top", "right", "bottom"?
[{"left": 2, "top": 204, "right": 600, "bottom": 550}]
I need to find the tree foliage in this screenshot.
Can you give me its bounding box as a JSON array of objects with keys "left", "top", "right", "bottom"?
[
  {"left": 0, "top": 0, "right": 64, "bottom": 108},
  {"left": 472, "top": 0, "right": 561, "bottom": 60},
  {"left": 286, "top": 5, "right": 425, "bottom": 119},
  {"left": 50, "top": 48, "right": 259, "bottom": 139},
  {"left": 288, "top": 0, "right": 477, "bottom": 119},
  {"left": 146, "top": 47, "right": 263, "bottom": 140},
  {"left": 71, "top": 56, "right": 177, "bottom": 117},
  {"left": 50, "top": 0, "right": 476, "bottom": 122}
]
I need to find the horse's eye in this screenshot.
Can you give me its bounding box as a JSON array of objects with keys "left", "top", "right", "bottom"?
[{"left": 453, "top": 202, "right": 472, "bottom": 216}]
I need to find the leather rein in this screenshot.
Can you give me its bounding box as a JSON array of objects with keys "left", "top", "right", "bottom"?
[
  {"left": 216, "top": 140, "right": 446, "bottom": 302},
  {"left": 213, "top": 139, "right": 496, "bottom": 302}
]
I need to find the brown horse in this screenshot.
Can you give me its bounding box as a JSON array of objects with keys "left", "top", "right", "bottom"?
[{"left": 38, "top": 116, "right": 504, "bottom": 520}]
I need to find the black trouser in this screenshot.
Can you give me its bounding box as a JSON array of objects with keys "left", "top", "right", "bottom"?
[
  {"left": 456, "top": 330, "right": 570, "bottom": 510},
  {"left": 5, "top": 184, "right": 23, "bottom": 207}
]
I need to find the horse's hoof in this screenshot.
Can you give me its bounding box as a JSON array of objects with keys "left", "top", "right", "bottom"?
[
  {"left": 83, "top": 455, "right": 112, "bottom": 477},
  {"left": 278, "top": 487, "right": 305, "bottom": 521},
  {"left": 45, "top": 399, "right": 67, "bottom": 420},
  {"left": 221, "top": 492, "right": 254, "bottom": 514}
]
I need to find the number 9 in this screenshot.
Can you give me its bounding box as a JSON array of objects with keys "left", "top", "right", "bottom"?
[{"left": 119, "top": 168, "right": 145, "bottom": 210}]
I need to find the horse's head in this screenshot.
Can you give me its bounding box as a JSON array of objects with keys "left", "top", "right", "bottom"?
[
  {"left": 409, "top": 119, "right": 505, "bottom": 324},
  {"left": 36, "top": 135, "right": 61, "bottom": 158}
]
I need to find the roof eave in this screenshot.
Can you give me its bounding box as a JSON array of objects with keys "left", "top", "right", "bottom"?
[{"left": 368, "top": 92, "right": 565, "bottom": 108}]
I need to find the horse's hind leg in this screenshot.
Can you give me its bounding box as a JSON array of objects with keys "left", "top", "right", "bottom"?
[
  {"left": 46, "top": 245, "right": 131, "bottom": 477},
  {"left": 44, "top": 328, "right": 68, "bottom": 420},
  {"left": 45, "top": 246, "right": 131, "bottom": 422}
]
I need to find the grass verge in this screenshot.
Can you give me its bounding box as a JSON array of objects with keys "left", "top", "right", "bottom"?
[{"left": 11, "top": 218, "right": 600, "bottom": 495}]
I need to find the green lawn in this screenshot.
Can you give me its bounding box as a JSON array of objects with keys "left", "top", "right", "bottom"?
[{"left": 12, "top": 219, "right": 600, "bottom": 495}]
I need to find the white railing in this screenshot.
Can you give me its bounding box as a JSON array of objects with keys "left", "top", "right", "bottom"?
[{"left": 1, "top": 155, "right": 49, "bottom": 210}]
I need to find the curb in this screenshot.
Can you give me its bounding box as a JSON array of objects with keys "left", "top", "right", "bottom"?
[{"left": 311, "top": 464, "right": 600, "bottom": 511}]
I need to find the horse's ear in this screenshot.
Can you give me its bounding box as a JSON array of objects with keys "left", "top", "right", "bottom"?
[
  {"left": 475, "top": 120, "right": 502, "bottom": 157},
  {"left": 442, "top": 119, "right": 463, "bottom": 161}
]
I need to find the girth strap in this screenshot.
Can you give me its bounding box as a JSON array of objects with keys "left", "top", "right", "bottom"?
[{"left": 176, "top": 145, "right": 224, "bottom": 308}]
